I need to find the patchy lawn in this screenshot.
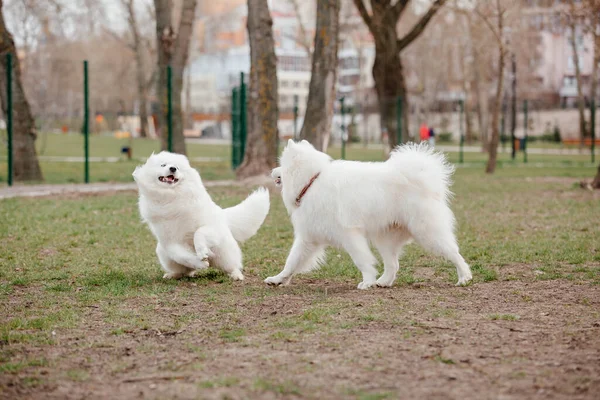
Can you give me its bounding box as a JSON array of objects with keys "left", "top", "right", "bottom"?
[{"left": 0, "top": 167, "right": 599, "bottom": 399}]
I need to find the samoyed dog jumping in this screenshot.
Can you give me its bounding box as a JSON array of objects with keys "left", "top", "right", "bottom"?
[
  {"left": 266, "top": 140, "right": 472, "bottom": 289},
  {"left": 133, "top": 151, "right": 270, "bottom": 281}
]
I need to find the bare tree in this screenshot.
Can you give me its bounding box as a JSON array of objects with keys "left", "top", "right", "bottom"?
[
  {"left": 353, "top": 0, "right": 446, "bottom": 149},
  {"left": 567, "top": 0, "right": 588, "bottom": 149},
  {"left": 120, "top": 0, "right": 155, "bottom": 138},
  {"left": 286, "top": 0, "right": 313, "bottom": 57},
  {"left": 236, "top": 0, "right": 279, "bottom": 178},
  {"left": 589, "top": 1, "right": 600, "bottom": 105},
  {"left": 154, "top": 0, "right": 197, "bottom": 155},
  {"left": 475, "top": 0, "right": 509, "bottom": 174},
  {"left": 299, "top": 0, "right": 340, "bottom": 151},
  {"left": 0, "top": 0, "right": 43, "bottom": 181},
  {"left": 583, "top": 0, "right": 600, "bottom": 189}
]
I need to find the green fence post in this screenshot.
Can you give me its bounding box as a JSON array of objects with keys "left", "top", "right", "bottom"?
[
  {"left": 340, "top": 97, "right": 346, "bottom": 160},
  {"left": 592, "top": 98, "right": 596, "bottom": 164},
  {"left": 83, "top": 60, "right": 89, "bottom": 184},
  {"left": 239, "top": 72, "right": 247, "bottom": 162},
  {"left": 6, "top": 54, "right": 12, "bottom": 186},
  {"left": 459, "top": 99, "right": 464, "bottom": 164},
  {"left": 167, "top": 65, "right": 173, "bottom": 152},
  {"left": 523, "top": 100, "right": 528, "bottom": 164},
  {"left": 293, "top": 94, "right": 299, "bottom": 141},
  {"left": 231, "top": 87, "right": 239, "bottom": 169},
  {"left": 396, "top": 96, "right": 402, "bottom": 145},
  {"left": 501, "top": 102, "right": 506, "bottom": 152}
]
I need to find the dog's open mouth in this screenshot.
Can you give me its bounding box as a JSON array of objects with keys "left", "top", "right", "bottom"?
[{"left": 158, "top": 175, "right": 179, "bottom": 184}]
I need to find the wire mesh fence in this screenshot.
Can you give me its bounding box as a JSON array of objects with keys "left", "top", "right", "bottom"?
[{"left": 1, "top": 56, "right": 598, "bottom": 186}]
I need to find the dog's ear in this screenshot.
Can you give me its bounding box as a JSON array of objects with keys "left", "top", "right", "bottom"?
[
  {"left": 287, "top": 139, "right": 295, "bottom": 147},
  {"left": 132, "top": 166, "right": 141, "bottom": 180},
  {"left": 300, "top": 140, "right": 309, "bottom": 145}
]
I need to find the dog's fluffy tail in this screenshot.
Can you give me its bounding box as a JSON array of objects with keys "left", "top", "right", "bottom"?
[
  {"left": 388, "top": 142, "right": 455, "bottom": 203},
  {"left": 224, "top": 187, "right": 270, "bottom": 242}
]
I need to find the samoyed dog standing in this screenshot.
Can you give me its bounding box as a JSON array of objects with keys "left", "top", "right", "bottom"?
[
  {"left": 266, "top": 140, "right": 472, "bottom": 289},
  {"left": 133, "top": 151, "right": 270, "bottom": 281}
]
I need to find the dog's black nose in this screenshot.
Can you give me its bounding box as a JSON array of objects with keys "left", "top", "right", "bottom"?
[{"left": 169, "top": 167, "right": 177, "bottom": 173}]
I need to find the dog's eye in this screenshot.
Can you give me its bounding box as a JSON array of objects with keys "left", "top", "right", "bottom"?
[{"left": 161, "top": 164, "right": 166, "bottom": 167}]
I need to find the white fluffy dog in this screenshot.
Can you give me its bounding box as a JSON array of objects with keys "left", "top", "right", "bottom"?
[
  {"left": 133, "top": 151, "right": 270, "bottom": 281},
  {"left": 266, "top": 140, "right": 472, "bottom": 289}
]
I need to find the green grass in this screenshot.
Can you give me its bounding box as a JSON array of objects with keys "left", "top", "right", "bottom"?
[
  {"left": 0, "top": 144, "right": 598, "bottom": 397},
  {"left": 33, "top": 132, "right": 230, "bottom": 160},
  {"left": 0, "top": 163, "right": 598, "bottom": 343},
  {"left": 253, "top": 378, "right": 302, "bottom": 396},
  {"left": 0, "top": 132, "right": 597, "bottom": 184},
  {"left": 490, "top": 314, "right": 520, "bottom": 321}
]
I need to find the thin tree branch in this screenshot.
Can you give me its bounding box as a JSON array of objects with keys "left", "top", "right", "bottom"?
[
  {"left": 473, "top": 5, "right": 504, "bottom": 49},
  {"left": 145, "top": 66, "right": 157, "bottom": 90},
  {"left": 352, "top": 0, "right": 374, "bottom": 33},
  {"left": 286, "top": 0, "right": 312, "bottom": 57},
  {"left": 391, "top": 0, "right": 410, "bottom": 20},
  {"left": 397, "top": 0, "right": 447, "bottom": 50},
  {"left": 103, "top": 27, "right": 135, "bottom": 51}
]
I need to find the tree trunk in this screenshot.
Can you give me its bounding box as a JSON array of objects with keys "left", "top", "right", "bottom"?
[
  {"left": 570, "top": 21, "right": 587, "bottom": 149},
  {"left": 473, "top": 58, "right": 489, "bottom": 150},
  {"left": 353, "top": 0, "right": 446, "bottom": 150},
  {"left": 236, "top": 0, "right": 279, "bottom": 179},
  {"left": 369, "top": 12, "right": 408, "bottom": 149},
  {"left": 465, "top": 100, "right": 474, "bottom": 144},
  {"left": 510, "top": 53, "right": 517, "bottom": 159},
  {"left": 0, "top": 4, "right": 43, "bottom": 182},
  {"left": 468, "top": 17, "right": 488, "bottom": 150},
  {"left": 299, "top": 0, "right": 340, "bottom": 151},
  {"left": 590, "top": 23, "right": 600, "bottom": 145},
  {"left": 591, "top": 162, "right": 600, "bottom": 189},
  {"left": 154, "top": 0, "right": 197, "bottom": 155},
  {"left": 138, "top": 85, "right": 149, "bottom": 138},
  {"left": 124, "top": 0, "right": 150, "bottom": 138},
  {"left": 486, "top": 48, "right": 505, "bottom": 173},
  {"left": 133, "top": 30, "right": 150, "bottom": 139},
  {"left": 372, "top": 37, "right": 408, "bottom": 148},
  {"left": 590, "top": 33, "right": 600, "bottom": 105}
]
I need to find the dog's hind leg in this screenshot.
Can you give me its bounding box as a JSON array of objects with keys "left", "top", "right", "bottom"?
[
  {"left": 341, "top": 231, "right": 378, "bottom": 290},
  {"left": 373, "top": 229, "right": 412, "bottom": 288},
  {"left": 211, "top": 235, "right": 244, "bottom": 281},
  {"left": 408, "top": 203, "right": 472, "bottom": 286},
  {"left": 156, "top": 244, "right": 192, "bottom": 279},
  {"left": 265, "top": 239, "right": 323, "bottom": 286}
]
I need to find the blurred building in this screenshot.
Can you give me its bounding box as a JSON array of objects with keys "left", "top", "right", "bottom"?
[
  {"left": 522, "top": 1, "right": 597, "bottom": 107},
  {"left": 185, "top": 0, "right": 375, "bottom": 138}
]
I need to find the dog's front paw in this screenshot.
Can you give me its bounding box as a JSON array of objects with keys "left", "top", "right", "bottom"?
[
  {"left": 264, "top": 276, "right": 282, "bottom": 286},
  {"left": 186, "top": 270, "right": 198, "bottom": 278},
  {"left": 198, "top": 257, "right": 210, "bottom": 269},
  {"left": 375, "top": 278, "right": 394, "bottom": 288},
  {"left": 265, "top": 275, "right": 290, "bottom": 286},
  {"left": 456, "top": 274, "right": 473, "bottom": 286},
  {"left": 357, "top": 280, "right": 376, "bottom": 290},
  {"left": 229, "top": 270, "right": 244, "bottom": 281},
  {"left": 163, "top": 272, "right": 184, "bottom": 280}
]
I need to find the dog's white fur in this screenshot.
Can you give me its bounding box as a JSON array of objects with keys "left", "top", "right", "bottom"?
[
  {"left": 133, "top": 151, "right": 270, "bottom": 280},
  {"left": 266, "top": 140, "right": 472, "bottom": 289}
]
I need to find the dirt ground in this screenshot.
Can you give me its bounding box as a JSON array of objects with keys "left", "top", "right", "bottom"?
[{"left": 2, "top": 271, "right": 599, "bottom": 400}]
